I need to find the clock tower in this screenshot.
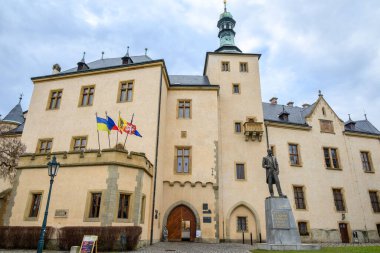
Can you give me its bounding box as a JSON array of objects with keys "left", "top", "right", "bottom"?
[{"left": 215, "top": 0, "right": 242, "bottom": 53}]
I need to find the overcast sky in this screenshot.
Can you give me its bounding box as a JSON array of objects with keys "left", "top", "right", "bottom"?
[{"left": 0, "top": 0, "right": 379, "bottom": 128}]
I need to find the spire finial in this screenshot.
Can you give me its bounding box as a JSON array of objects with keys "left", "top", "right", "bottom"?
[
  {"left": 318, "top": 90, "right": 323, "bottom": 97},
  {"left": 101, "top": 51, "right": 104, "bottom": 60},
  {"left": 81, "top": 52, "right": 86, "bottom": 63},
  {"left": 364, "top": 113, "right": 367, "bottom": 120},
  {"left": 145, "top": 48, "right": 148, "bottom": 56},
  {"left": 19, "top": 93, "right": 23, "bottom": 104},
  {"left": 127, "top": 46, "right": 129, "bottom": 56},
  {"left": 224, "top": 0, "right": 227, "bottom": 12},
  {"left": 348, "top": 114, "right": 351, "bottom": 120}
]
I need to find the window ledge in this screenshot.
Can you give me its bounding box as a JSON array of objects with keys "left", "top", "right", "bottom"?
[
  {"left": 24, "top": 217, "right": 39, "bottom": 221},
  {"left": 364, "top": 170, "right": 375, "bottom": 174},
  {"left": 290, "top": 164, "right": 303, "bottom": 167},
  {"left": 84, "top": 218, "right": 101, "bottom": 222},
  {"left": 115, "top": 218, "right": 133, "bottom": 223},
  {"left": 326, "top": 167, "right": 342, "bottom": 171},
  {"left": 320, "top": 131, "right": 336, "bottom": 134}
]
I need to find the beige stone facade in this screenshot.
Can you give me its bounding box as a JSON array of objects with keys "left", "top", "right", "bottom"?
[{"left": 1, "top": 5, "right": 380, "bottom": 247}]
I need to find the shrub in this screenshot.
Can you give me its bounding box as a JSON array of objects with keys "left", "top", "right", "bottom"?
[
  {"left": 58, "top": 226, "right": 142, "bottom": 251},
  {"left": 0, "top": 226, "right": 53, "bottom": 249}
]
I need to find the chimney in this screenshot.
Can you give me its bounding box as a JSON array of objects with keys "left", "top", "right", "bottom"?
[
  {"left": 302, "top": 103, "right": 310, "bottom": 108},
  {"left": 52, "top": 64, "right": 61, "bottom": 74},
  {"left": 270, "top": 97, "right": 278, "bottom": 105},
  {"left": 77, "top": 52, "right": 89, "bottom": 71},
  {"left": 287, "top": 101, "right": 294, "bottom": 107}
]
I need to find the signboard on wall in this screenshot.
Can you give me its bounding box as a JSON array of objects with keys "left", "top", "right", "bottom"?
[{"left": 80, "top": 235, "right": 98, "bottom": 253}]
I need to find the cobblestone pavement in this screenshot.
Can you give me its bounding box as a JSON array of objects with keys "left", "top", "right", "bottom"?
[{"left": 130, "top": 242, "right": 254, "bottom": 253}]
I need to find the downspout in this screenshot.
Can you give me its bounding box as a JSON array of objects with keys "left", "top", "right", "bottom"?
[{"left": 150, "top": 66, "right": 163, "bottom": 245}]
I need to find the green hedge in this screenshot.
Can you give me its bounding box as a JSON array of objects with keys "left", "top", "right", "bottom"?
[{"left": 0, "top": 226, "right": 53, "bottom": 249}]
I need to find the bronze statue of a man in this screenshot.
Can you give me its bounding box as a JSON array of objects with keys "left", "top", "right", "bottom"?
[{"left": 262, "top": 149, "right": 285, "bottom": 197}]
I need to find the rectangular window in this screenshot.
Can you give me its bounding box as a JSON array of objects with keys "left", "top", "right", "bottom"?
[
  {"left": 48, "top": 90, "right": 62, "bottom": 110},
  {"left": 37, "top": 139, "right": 53, "bottom": 154},
  {"left": 176, "top": 147, "right": 191, "bottom": 173},
  {"left": 377, "top": 224, "right": 380, "bottom": 237},
  {"left": 80, "top": 85, "right": 95, "bottom": 106},
  {"left": 320, "top": 119, "right": 334, "bottom": 133},
  {"left": 29, "top": 193, "right": 42, "bottom": 217},
  {"left": 234, "top": 122, "right": 242, "bottom": 133},
  {"left": 369, "top": 191, "right": 380, "bottom": 213},
  {"left": 72, "top": 136, "right": 87, "bottom": 151},
  {"left": 119, "top": 81, "right": 134, "bottom": 102},
  {"left": 140, "top": 196, "right": 146, "bottom": 224},
  {"left": 118, "top": 193, "right": 130, "bottom": 219},
  {"left": 240, "top": 62, "right": 248, "bottom": 72},
  {"left": 236, "top": 163, "right": 245, "bottom": 180},
  {"left": 323, "top": 147, "right": 340, "bottom": 169},
  {"left": 293, "top": 186, "right": 306, "bottom": 209},
  {"left": 270, "top": 145, "right": 276, "bottom": 156},
  {"left": 178, "top": 100, "right": 191, "bottom": 119},
  {"left": 298, "top": 222, "right": 309, "bottom": 236},
  {"left": 361, "top": 152, "right": 373, "bottom": 172},
  {"left": 221, "top": 61, "right": 230, "bottom": 72},
  {"left": 89, "top": 192, "right": 102, "bottom": 218},
  {"left": 333, "top": 189, "right": 345, "bottom": 212},
  {"left": 232, "top": 84, "right": 240, "bottom": 94},
  {"left": 237, "top": 216, "right": 247, "bottom": 232},
  {"left": 289, "top": 144, "right": 300, "bottom": 166}
]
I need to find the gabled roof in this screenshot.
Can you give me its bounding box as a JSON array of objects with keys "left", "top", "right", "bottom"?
[
  {"left": 262, "top": 102, "right": 314, "bottom": 126},
  {"left": 61, "top": 55, "right": 153, "bottom": 74},
  {"left": 344, "top": 119, "right": 380, "bottom": 135},
  {"left": 169, "top": 75, "right": 210, "bottom": 86},
  {"left": 2, "top": 103, "right": 24, "bottom": 124}
]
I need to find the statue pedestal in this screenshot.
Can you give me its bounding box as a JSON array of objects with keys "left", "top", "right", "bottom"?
[{"left": 257, "top": 197, "right": 320, "bottom": 251}]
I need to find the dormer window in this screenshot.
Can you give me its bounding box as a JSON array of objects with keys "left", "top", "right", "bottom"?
[{"left": 278, "top": 106, "right": 290, "bottom": 121}]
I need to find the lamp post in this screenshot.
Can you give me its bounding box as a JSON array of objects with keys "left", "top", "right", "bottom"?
[{"left": 36, "top": 155, "right": 60, "bottom": 253}]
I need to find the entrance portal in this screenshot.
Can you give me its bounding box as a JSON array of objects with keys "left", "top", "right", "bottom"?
[{"left": 167, "top": 205, "right": 196, "bottom": 242}]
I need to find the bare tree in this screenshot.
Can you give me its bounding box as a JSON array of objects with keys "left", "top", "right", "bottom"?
[{"left": 0, "top": 125, "right": 26, "bottom": 182}]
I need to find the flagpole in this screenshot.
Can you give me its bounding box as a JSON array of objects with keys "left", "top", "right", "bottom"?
[
  {"left": 116, "top": 111, "right": 120, "bottom": 147},
  {"left": 105, "top": 111, "right": 111, "bottom": 148},
  {"left": 123, "top": 113, "right": 135, "bottom": 149},
  {"left": 95, "top": 112, "right": 101, "bottom": 154}
]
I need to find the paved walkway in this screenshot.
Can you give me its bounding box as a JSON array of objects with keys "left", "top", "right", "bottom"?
[{"left": 130, "top": 242, "right": 254, "bottom": 253}]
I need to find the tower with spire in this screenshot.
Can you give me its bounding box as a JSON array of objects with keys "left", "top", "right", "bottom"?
[{"left": 215, "top": 0, "right": 242, "bottom": 53}]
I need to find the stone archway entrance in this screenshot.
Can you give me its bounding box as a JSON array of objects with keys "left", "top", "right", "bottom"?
[{"left": 167, "top": 205, "right": 196, "bottom": 242}]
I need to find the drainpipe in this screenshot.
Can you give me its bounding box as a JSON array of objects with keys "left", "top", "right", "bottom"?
[
  {"left": 150, "top": 65, "right": 163, "bottom": 245},
  {"left": 264, "top": 121, "right": 269, "bottom": 150}
]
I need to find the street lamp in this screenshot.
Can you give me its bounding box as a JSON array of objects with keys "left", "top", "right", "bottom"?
[{"left": 36, "top": 155, "right": 60, "bottom": 253}]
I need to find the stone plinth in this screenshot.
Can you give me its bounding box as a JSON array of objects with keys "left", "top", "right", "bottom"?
[{"left": 257, "top": 197, "right": 320, "bottom": 251}]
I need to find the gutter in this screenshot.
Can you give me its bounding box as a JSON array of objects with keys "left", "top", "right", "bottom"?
[{"left": 150, "top": 65, "right": 163, "bottom": 245}]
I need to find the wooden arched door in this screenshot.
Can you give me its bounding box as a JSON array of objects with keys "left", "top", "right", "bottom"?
[{"left": 167, "top": 205, "right": 196, "bottom": 242}]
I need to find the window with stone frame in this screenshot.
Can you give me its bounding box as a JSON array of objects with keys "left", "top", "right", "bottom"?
[
  {"left": 232, "top": 83, "right": 240, "bottom": 94},
  {"left": 298, "top": 221, "right": 309, "bottom": 236},
  {"left": 240, "top": 62, "right": 248, "bottom": 72},
  {"left": 37, "top": 139, "right": 53, "bottom": 154},
  {"left": 369, "top": 191, "right": 380, "bottom": 213},
  {"left": 140, "top": 196, "right": 146, "bottom": 224},
  {"left": 377, "top": 224, "right": 380, "bottom": 238},
  {"left": 119, "top": 81, "right": 134, "bottom": 102},
  {"left": 293, "top": 186, "right": 306, "bottom": 209},
  {"left": 237, "top": 216, "right": 247, "bottom": 232},
  {"left": 236, "top": 163, "right": 245, "bottom": 180},
  {"left": 178, "top": 100, "right": 191, "bottom": 119},
  {"left": 118, "top": 193, "right": 130, "bottom": 219},
  {"left": 176, "top": 147, "right": 191, "bottom": 173},
  {"left": 323, "top": 147, "right": 340, "bottom": 169},
  {"left": 48, "top": 90, "right": 62, "bottom": 110},
  {"left": 72, "top": 136, "right": 87, "bottom": 151},
  {"left": 361, "top": 151, "right": 373, "bottom": 172},
  {"left": 89, "top": 192, "right": 102, "bottom": 218},
  {"left": 221, "top": 61, "right": 230, "bottom": 72},
  {"left": 29, "top": 193, "right": 42, "bottom": 218},
  {"left": 332, "top": 189, "right": 345, "bottom": 212},
  {"left": 288, "top": 144, "right": 300, "bottom": 166},
  {"left": 80, "top": 85, "right": 95, "bottom": 106},
  {"left": 320, "top": 119, "right": 334, "bottom": 133}
]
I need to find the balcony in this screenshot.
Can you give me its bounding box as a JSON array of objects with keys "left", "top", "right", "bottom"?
[{"left": 243, "top": 121, "right": 264, "bottom": 142}]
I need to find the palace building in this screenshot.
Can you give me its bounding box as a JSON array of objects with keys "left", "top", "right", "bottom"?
[{"left": 1, "top": 2, "right": 380, "bottom": 247}]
